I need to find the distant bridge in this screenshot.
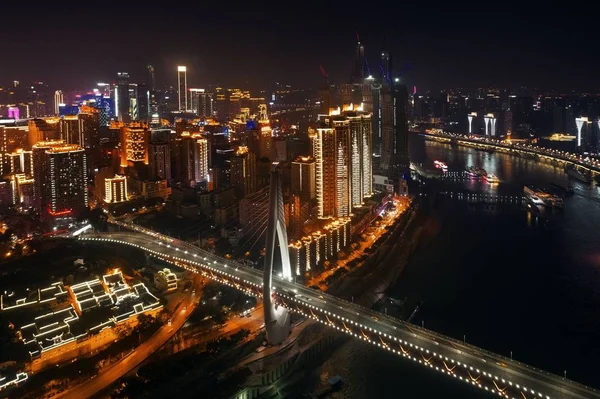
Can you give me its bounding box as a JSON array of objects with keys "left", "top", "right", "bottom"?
[{"left": 420, "top": 131, "right": 600, "bottom": 174}]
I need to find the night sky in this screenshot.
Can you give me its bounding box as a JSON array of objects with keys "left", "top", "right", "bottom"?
[{"left": 1, "top": 3, "right": 597, "bottom": 92}]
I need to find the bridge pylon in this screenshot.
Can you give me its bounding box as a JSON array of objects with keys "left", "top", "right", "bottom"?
[{"left": 262, "top": 167, "right": 292, "bottom": 344}]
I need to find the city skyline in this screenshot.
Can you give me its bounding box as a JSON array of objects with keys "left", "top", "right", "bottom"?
[{"left": 2, "top": 5, "right": 600, "bottom": 91}]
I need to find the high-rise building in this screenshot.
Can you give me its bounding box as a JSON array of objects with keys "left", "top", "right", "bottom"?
[
  {"left": 115, "top": 72, "right": 131, "bottom": 123},
  {"left": 381, "top": 79, "right": 409, "bottom": 183},
  {"left": 177, "top": 66, "right": 188, "bottom": 112},
  {"left": 120, "top": 126, "right": 149, "bottom": 167},
  {"left": 148, "top": 64, "right": 159, "bottom": 124},
  {"left": 176, "top": 133, "right": 209, "bottom": 187},
  {"left": 148, "top": 142, "right": 171, "bottom": 181},
  {"left": 309, "top": 127, "right": 339, "bottom": 218},
  {"left": 347, "top": 110, "right": 373, "bottom": 205},
  {"left": 137, "top": 83, "right": 149, "bottom": 122},
  {"left": 59, "top": 115, "right": 82, "bottom": 145},
  {"left": 104, "top": 175, "right": 128, "bottom": 203},
  {"left": 215, "top": 87, "right": 228, "bottom": 121},
  {"left": 53, "top": 90, "right": 64, "bottom": 115},
  {"left": 77, "top": 106, "right": 100, "bottom": 152},
  {"left": 188, "top": 88, "right": 204, "bottom": 114},
  {"left": 28, "top": 118, "right": 61, "bottom": 147},
  {"left": 230, "top": 146, "right": 256, "bottom": 199},
  {"left": 311, "top": 106, "right": 373, "bottom": 218},
  {"left": 291, "top": 156, "right": 316, "bottom": 200},
  {"left": 32, "top": 141, "right": 88, "bottom": 224}
]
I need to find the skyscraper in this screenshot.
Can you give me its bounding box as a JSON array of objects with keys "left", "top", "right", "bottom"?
[
  {"left": 177, "top": 133, "right": 209, "bottom": 187},
  {"left": 230, "top": 146, "right": 256, "bottom": 199},
  {"left": 311, "top": 106, "right": 373, "bottom": 219},
  {"left": 177, "top": 66, "right": 188, "bottom": 112},
  {"left": 120, "top": 126, "right": 149, "bottom": 167},
  {"left": 148, "top": 64, "right": 159, "bottom": 124},
  {"left": 388, "top": 79, "right": 410, "bottom": 180},
  {"left": 347, "top": 110, "right": 373, "bottom": 205},
  {"left": 291, "top": 156, "right": 316, "bottom": 200},
  {"left": 115, "top": 72, "right": 131, "bottom": 123},
  {"left": 54, "top": 90, "right": 63, "bottom": 115},
  {"left": 137, "top": 83, "right": 149, "bottom": 122},
  {"left": 148, "top": 142, "right": 171, "bottom": 181},
  {"left": 381, "top": 78, "right": 409, "bottom": 183},
  {"left": 32, "top": 141, "right": 88, "bottom": 225}
]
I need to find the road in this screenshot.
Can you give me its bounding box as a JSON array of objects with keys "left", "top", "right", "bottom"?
[
  {"left": 79, "top": 227, "right": 600, "bottom": 399},
  {"left": 421, "top": 130, "right": 600, "bottom": 174},
  {"left": 56, "top": 276, "right": 202, "bottom": 399}
]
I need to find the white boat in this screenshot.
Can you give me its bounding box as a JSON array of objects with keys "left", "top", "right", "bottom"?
[{"left": 484, "top": 174, "right": 499, "bottom": 184}]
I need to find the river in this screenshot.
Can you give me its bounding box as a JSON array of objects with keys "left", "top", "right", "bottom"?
[{"left": 305, "top": 134, "right": 600, "bottom": 398}]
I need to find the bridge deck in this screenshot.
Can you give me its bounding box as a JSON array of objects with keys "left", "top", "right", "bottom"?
[{"left": 80, "top": 224, "right": 600, "bottom": 399}]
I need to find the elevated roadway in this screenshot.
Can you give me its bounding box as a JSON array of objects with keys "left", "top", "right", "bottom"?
[{"left": 77, "top": 224, "right": 600, "bottom": 399}]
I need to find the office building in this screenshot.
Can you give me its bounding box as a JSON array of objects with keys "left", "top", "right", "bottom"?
[
  {"left": 381, "top": 79, "right": 409, "bottom": 182},
  {"left": 32, "top": 141, "right": 88, "bottom": 225},
  {"left": 28, "top": 118, "right": 61, "bottom": 147},
  {"left": 148, "top": 142, "right": 171, "bottom": 181},
  {"left": 309, "top": 127, "right": 337, "bottom": 218},
  {"left": 230, "top": 146, "right": 256, "bottom": 199},
  {"left": 137, "top": 83, "right": 149, "bottom": 122},
  {"left": 176, "top": 133, "right": 209, "bottom": 187},
  {"left": 115, "top": 72, "right": 131, "bottom": 123},
  {"left": 311, "top": 106, "right": 373, "bottom": 218},
  {"left": 54, "top": 90, "right": 64, "bottom": 115},
  {"left": 104, "top": 175, "right": 128, "bottom": 203},
  {"left": 120, "top": 125, "right": 149, "bottom": 167},
  {"left": 291, "top": 156, "right": 316, "bottom": 200},
  {"left": 346, "top": 109, "right": 373, "bottom": 206},
  {"left": 177, "top": 66, "right": 187, "bottom": 112},
  {"left": 148, "top": 64, "right": 159, "bottom": 123}
]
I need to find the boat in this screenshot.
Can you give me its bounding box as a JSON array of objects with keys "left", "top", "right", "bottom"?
[
  {"left": 484, "top": 174, "right": 499, "bottom": 184},
  {"left": 434, "top": 160, "right": 448, "bottom": 171},
  {"left": 547, "top": 133, "right": 577, "bottom": 142},
  {"left": 528, "top": 195, "right": 545, "bottom": 206},
  {"left": 566, "top": 168, "right": 591, "bottom": 184},
  {"left": 524, "top": 185, "right": 541, "bottom": 197},
  {"left": 465, "top": 166, "right": 487, "bottom": 177}
]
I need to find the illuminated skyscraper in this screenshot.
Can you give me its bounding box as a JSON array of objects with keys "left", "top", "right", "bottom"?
[
  {"left": 115, "top": 72, "right": 131, "bottom": 123},
  {"left": 346, "top": 110, "right": 373, "bottom": 205},
  {"left": 120, "top": 126, "right": 149, "bottom": 167},
  {"left": 177, "top": 133, "right": 209, "bottom": 187},
  {"left": 53, "top": 90, "right": 64, "bottom": 115},
  {"left": 177, "top": 66, "right": 188, "bottom": 112},
  {"left": 291, "top": 156, "right": 316, "bottom": 200},
  {"left": 32, "top": 141, "right": 88, "bottom": 224},
  {"left": 230, "top": 146, "right": 256, "bottom": 199},
  {"left": 310, "top": 115, "right": 352, "bottom": 219}
]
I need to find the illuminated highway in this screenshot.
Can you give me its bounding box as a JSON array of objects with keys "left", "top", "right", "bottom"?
[
  {"left": 78, "top": 223, "right": 600, "bottom": 399},
  {"left": 420, "top": 129, "right": 600, "bottom": 174}
]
